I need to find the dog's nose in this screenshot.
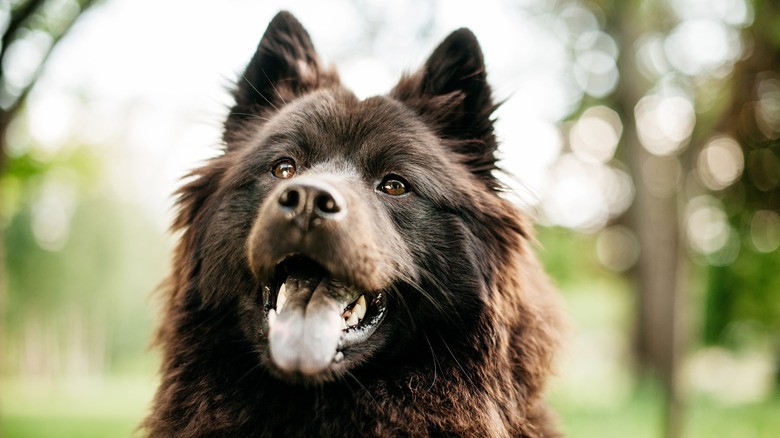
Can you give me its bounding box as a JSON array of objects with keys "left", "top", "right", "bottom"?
[{"left": 278, "top": 181, "right": 344, "bottom": 230}]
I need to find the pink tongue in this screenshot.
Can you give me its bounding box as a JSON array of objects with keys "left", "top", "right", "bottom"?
[{"left": 268, "top": 275, "right": 347, "bottom": 375}]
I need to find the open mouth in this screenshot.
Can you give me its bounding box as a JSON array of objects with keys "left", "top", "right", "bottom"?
[{"left": 263, "top": 255, "right": 387, "bottom": 374}]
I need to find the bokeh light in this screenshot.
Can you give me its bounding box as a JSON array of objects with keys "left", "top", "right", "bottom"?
[
  {"left": 31, "top": 172, "right": 77, "bottom": 252},
  {"left": 573, "top": 31, "right": 620, "bottom": 97},
  {"left": 635, "top": 94, "right": 696, "bottom": 156},
  {"left": 697, "top": 136, "right": 744, "bottom": 191},
  {"left": 596, "top": 225, "right": 640, "bottom": 272},
  {"left": 635, "top": 33, "right": 671, "bottom": 80},
  {"left": 665, "top": 19, "right": 741, "bottom": 77},
  {"left": 569, "top": 105, "right": 622, "bottom": 164},
  {"left": 686, "top": 195, "right": 731, "bottom": 255},
  {"left": 543, "top": 153, "right": 609, "bottom": 231},
  {"left": 668, "top": 0, "right": 753, "bottom": 27},
  {"left": 755, "top": 73, "right": 780, "bottom": 139},
  {"left": 0, "top": 30, "right": 53, "bottom": 105},
  {"left": 750, "top": 210, "right": 780, "bottom": 253}
]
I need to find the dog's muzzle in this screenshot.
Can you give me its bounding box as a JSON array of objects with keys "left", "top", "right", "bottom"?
[{"left": 277, "top": 179, "right": 346, "bottom": 232}]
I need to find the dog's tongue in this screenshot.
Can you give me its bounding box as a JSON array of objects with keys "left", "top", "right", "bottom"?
[{"left": 268, "top": 271, "right": 356, "bottom": 375}]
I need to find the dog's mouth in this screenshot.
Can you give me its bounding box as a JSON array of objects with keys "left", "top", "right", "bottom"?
[{"left": 262, "top": 255, "right": 387, "bottom": 376}]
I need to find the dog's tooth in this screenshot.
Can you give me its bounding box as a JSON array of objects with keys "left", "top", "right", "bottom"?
[
  {"left": 267, "top": 309, "right": 277, "bottom": 328},
  {"left": 346, "top": 312, "right": 359, "bottom": 328},
  {"left": 277, "top": 283, "right": 287, "bottom": 311},
  {"left": 334, "top": 351, "right": 344, "bottom": 362},
  {"left": 354, "top": 295, "right": 367, "bottom": 320}
]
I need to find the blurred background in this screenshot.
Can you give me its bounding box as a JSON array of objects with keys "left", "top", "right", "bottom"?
[{"left": 1, "top": 0, "right": 779, "bottom": 437}]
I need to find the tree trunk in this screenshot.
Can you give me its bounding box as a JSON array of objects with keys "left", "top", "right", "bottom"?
[{"left": 611, "top": 2, "right": 686, "bottom": 437}]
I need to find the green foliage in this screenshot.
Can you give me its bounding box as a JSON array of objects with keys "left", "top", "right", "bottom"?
[
  {"left": 1, "top": 146, "right": 168, "bottom": 374},
  {"left": 704, "top": 245, "right": 780, "bottom": 349},
  {"left": 535, "top": 226, "right": 600, "bottom": 286}
]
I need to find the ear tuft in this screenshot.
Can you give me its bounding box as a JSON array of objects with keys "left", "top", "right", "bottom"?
[
  {"left": 224, "top": 11, "right": 339, "bottom": 145},
  {"left": 421, "top": 29, "right": 486, "bottom": 100},
  {"left": 391, "top": 29, "right": 499, "bottom": 182}
]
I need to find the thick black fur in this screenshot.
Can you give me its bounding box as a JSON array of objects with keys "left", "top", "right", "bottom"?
[{"left": 143, "top": 11, "right": 563, "bottom": 437}]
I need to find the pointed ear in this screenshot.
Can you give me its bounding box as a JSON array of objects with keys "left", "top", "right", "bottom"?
[
  {"left": 224, "top": 11, "right": 339, "bottom": 144},
  {"left": 391, "top": 29, "right": 499, "bottom": 180}
]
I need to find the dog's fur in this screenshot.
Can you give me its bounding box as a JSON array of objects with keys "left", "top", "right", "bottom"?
[{"left": 143, "top": 11, "right": 563, "bottom": 437}]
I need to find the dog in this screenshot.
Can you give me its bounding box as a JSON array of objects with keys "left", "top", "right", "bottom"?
[{"left": 143, "top": 11, "right": 563, "bottom": 437}]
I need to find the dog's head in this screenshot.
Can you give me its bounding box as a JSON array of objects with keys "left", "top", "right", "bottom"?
[{"left": 172, "top": 11, "right": 527, "bottom": 383}]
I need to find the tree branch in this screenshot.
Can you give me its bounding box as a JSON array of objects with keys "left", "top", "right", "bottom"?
[
  {"left": 0, "top": 0, "right": 100, "bottom": 170},
  {"left": 0, "top": 0, "right": 49, "bottom": 82}
]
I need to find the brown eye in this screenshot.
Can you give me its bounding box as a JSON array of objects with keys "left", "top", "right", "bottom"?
[
  {"left": 380, "top": 176, "right": 408, "bottom": 196},
  {"left": 272, "top": 160, "right": 296, "bottom": 179}
]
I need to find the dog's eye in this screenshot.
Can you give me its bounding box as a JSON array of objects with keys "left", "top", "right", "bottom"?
[
  {"left": 272, "top": 160, "right": 296, "bottom": 179},
  {"left": 379, "top": 176, "right": 408, "bottom": 196}
]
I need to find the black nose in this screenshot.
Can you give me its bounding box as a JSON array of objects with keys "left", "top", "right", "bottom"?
[{"left": 278, "top": 182, "right": 344, "bottom": 230}]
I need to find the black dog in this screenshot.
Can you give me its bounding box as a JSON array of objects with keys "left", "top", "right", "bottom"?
[{"left": 144, "top": 11, "right": 563, "bottom": 437}]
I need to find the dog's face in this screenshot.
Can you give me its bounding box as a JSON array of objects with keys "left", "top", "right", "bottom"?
[{"left": 177, "top": 12, "right": 520, "bottom": 383}]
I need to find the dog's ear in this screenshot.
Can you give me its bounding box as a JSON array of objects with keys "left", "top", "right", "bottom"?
[
  {"left": 224, "top": 11, "right": 339, "bottom": 145},
  {"left": 392, "top": 29, "right": 499, "bottom": 182}
]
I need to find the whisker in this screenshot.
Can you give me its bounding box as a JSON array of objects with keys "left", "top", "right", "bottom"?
[
  {"left": 232, "top": 345, "right": 272, "bottom": 385},
  {"left": 389, "top": 283, "right": 415, "bottom": 329},
  {"left": 436, "top": 332, "right": 473, "bottom": 386},
  {"left": 262, "top": 68, "right": 287, "bottom": 105},
  {"left": 343, "top": 370, "right": 379, "bottom": 407},
  {"left": 229, "top": 112, "right": 272, "bottom": 122},
  {"left": 377, "top": 258, "right": 460, "bottom": 327},
  {"left": 236, "top": 359, "right": 265, "bottom": 385},
  {"left": 422, "top": 331, "right": 439, "bottom": 390},
  {"left": 241, "top": 74, "right": 279, "bottom": 111}
]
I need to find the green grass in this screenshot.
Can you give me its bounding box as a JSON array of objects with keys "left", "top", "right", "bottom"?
[
  {"left": 686, "top": 395, "right": 780, "bottom": 438},
  {"left": 1, "top": 375, "right": 156, "bottom": 438},
  {"left": 3, "top": 374, "right": 779, "bottom": 438},
  {"left": 551, "top": 382, "right": 663, "bottom": 438},
  {"left": 3, "top": 417, "right": 139, "bottom": 438},
  {"left": 551, "top": 383, "right": 780, "bottom": 438}
]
